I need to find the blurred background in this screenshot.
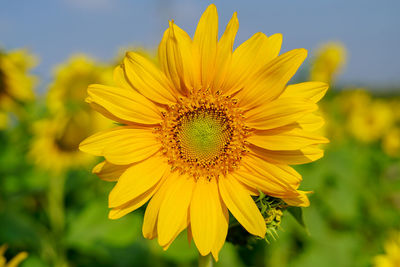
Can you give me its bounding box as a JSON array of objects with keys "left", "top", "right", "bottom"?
[{"left": 0, "top": 0, "right": 399, "bottom": 266}]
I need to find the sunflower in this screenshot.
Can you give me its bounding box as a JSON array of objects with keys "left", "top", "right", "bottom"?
[
  {"left": 80, "top": 4, "right": 328, "bottom": 259},
  {"left": 30, "top": 56, "right": 112, "bottom": 172},
  {"left": 47, "top": 55, "right": 113, "bottom": 116},
  {"left": 347, "top": 99, "right": 393, "bottom": 143},
  {"left": 30, "top": 112, "right": 109, "bottom": 172},
  {"left": 310, "top": 42, "right": 346, "bottom": 84},
  {"left": 0, "top": 49, "right": 36, "bottom": 123}
]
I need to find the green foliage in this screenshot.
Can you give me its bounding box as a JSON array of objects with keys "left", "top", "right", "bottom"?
[{"left": 287, "top": 207, "right": 307, "bottom": 230}]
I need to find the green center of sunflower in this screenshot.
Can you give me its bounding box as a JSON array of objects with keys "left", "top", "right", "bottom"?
[{"left": 175, "top": 108, "right": 231, "bottom": 163}]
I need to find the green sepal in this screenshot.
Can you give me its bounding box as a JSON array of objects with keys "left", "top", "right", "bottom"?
[{"left": 287, "top": 206, "right": 309, "bottom": 234}]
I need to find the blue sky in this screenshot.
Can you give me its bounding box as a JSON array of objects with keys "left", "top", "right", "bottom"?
[{"left": 1, "top": 0, "right": 399, "bottom": 91}]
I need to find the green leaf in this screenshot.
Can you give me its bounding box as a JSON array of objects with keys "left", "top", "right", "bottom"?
[
  {"left": 287, "top": 206, "right": 307, "bottom": 231},
  {"left": 66, "top": 200, "right": 142, "bottom": 250}
]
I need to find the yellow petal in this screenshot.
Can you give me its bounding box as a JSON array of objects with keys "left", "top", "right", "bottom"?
[
  {"left": 113, "top": 64, "right": 132, "bottom": 89},
  {"left": 248, "top": 127, "right": 329, "bottom": 151},
  {"left": 162, "top": 214, "right": 189, "bottom": 251},
  {"left": 143, "top": 173, "right": 171, "bottom": 239},
  {"left": 109, "top": 191, "right": 152, "bottom": 219},
  {"left": 80, "top": 126, "right": 160, "bottom": 165},
  {"left": 245, "top": 153, "right": 302, "bottom": 188},
  {"left": 283, "top": 190, "right": 311, "bottom": 207},
  {"left": 159, "top": 21, "right": 198, "bottom": 95},
  {"left": 108, "top": 154, "right": 168, "bottom": 208},
  {"left": 157, "top": 172, "right": 195, "bottom": 246},
  {"left": 232, "top": 156, "right": 299, "bottom": 198},
  {"left": 104, "top": 136, "right": 160, "bottom": 165},
  {"left": 296, "top": 113, "right": 325, "bottom": 132},
  {"left": 124, "top": 52, "right": 177, "bottom": 105},
  {"left": 245, "top": 98, "right": 317, "bottom": 130},
  {"left": 222, "top": 33, "right": 282, "bottom": 95},
  {"left": 218, "top": 175, "right": 266, "bottom": 237},
  {"left": 248, "top": 144, "right": 324, "bottom": 165},
  {"left": 239, "top": 181, "right": 260, "bottom": 196},
  {"left": 231, "top": 170, "right": 289, "bottom": 198},
  {"left": 6, "top": 251, "right": 28, "bottom": 267},
  {"left": 87, "top": 84, "right": 162, "bottom": 125},
  {"left": 190, "top": 177, "right": 220, "bottom": 256},
  {"left": 92, "top": 161, "right": 130, "bottom": 182},
  {"left": 0, "top": 244, "right": 6, "bottom": 256},
  {"left": 87, "top": 101, "right": 131, "bottom": 125},
  {"left": 280, "top": 82, "right": 329, "bottom": 103},
  {"left": 193, "top": 4, "right": 218, "bottom": 89},
  {"left": 187, "top": 224, "right": 193, "bottom": 245},
  {"left": 159, "top": 26, "right": 181, "bottom": 94},
  {"left": 265, "top": 33, "right": 283, "bottom": 60},
  {"left": 109, "top": 174, "right": 167, "bottom": 219},
  {"left": 237, "top": 48, "right": 307, "bottom": 109},
  {"left": 211, "top": 196, "right": 229, "bottom": 261},
  {"left": 211, "top": 12, "right": 239, "bottom": 93}
]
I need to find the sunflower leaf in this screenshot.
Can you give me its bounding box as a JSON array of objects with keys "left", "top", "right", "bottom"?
[{"left": 287, "top": 206, "right": 308, "bottom": 231}]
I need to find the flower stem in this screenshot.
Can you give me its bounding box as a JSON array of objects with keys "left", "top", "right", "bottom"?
[
  {"left": 48, "top": 173, "right": 66, "bottom": 234},
  {"left": 198, "top": 254, "right": 213, "bottom": 267},
  {"left": 48, "top": 173, "right": 68, "bottom": 267}
]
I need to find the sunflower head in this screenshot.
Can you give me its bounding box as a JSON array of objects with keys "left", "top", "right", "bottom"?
[
  {"left": 347, "top": 99, "right": 394, "bottom": 143},
  {"left": 80, "top": 4, "right": 328, "bottom": 260},
  {"left": 310, "top": 42, "right": 346, "bottom": 84},
  {"left": 30, "top": 56, "right": 113, "bottom": 172},
  {"left": 30, "top": 113, "right": 99, "bottom": 172},
  {"left": 0, "top": 48, "right": 37, "bottom": 111},
  {"left": 157, "top": 91, "right": 248, "bottom": 179},
  {"left": 47, "top": 55, "right": 113, "bottom": 116}
]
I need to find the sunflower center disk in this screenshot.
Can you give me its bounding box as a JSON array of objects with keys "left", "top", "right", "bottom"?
[
  {"left": 176, "top": 110, "right": 231, "bottom": 163},
  {"left": 157, "top": 95, "right": 249, "bottom": 179}
]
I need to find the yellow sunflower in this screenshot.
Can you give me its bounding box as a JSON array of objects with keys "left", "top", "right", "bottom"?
[
  {"left": 310, "top": 42, "right": 346, "bottom": 84},
  {"left": 80, "top": 4, "right": 328, "bottom": 259},
  {"left": 347, "top": 99, "right": 393, "bottom": 143},
  {"left": 0, "top": 49, "right": 36, "bottom": 122},
  {"left": 30, "top": 55, "right": 112, "bottom": 172},
  {"left": 30, "top": 112, "right": 108, "bottom": 172},
  {"left": 47, "top": 55, "right": 113, "bottom": 116}
]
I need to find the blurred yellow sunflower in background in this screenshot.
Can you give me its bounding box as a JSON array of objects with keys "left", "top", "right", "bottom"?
[
  {"left": 30, "top": 112, "right": 109, "bottom": 172},
  {"left": 310, "top": 42, "right": 346, "bottom": 84},
  {"left": 374, "top": 232, "right": 400, "bottom": 267},
  {"left": 80, "top": 4, "right": 328, "bottom": 259},
  {"left": 382, "top": 127, "right": 400, "bottom": 157},
  {"left": 30, "top": 55, "right": 112, "bottom": 172},
  {"left": 0, "top": 48, "right": 37, "bottom": 127},
  {"left": 46, "top": 55, "right": 113, "bottom": 116},
  {"left": 347, "top": 99, "right": 393, "bottom": 143},
  {"left": 338, "top": 89, "right": 371, "bottom": 113},
  {"left": 0, "top": 244, "right": 28, "bottom": 267}
]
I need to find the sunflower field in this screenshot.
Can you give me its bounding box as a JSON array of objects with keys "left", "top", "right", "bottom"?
[{"left": 1, "top": 2, "right": 399, "bottom": 267}]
